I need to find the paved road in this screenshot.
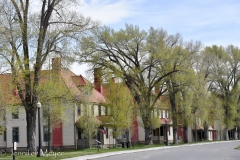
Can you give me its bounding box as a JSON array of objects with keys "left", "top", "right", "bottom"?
[{"left": 64, "top": 141, "right": 240, "bottom": 160}]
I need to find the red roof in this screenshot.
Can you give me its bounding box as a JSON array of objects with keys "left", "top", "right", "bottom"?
[
  {"left": 60, "top": 69, "right": 106, "bottom": 103},
  {"left": 0, "top": 68, "right": 107, "bottom": 105}
]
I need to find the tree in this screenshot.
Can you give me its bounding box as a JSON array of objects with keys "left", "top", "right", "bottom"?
[
  {"left": 104, "top": 76, "right": 135, "bottom": 143},
  {"left": 77, "top": 24, "right": 192, "bottom": 144},
  {"left": 190, "top": 73, "right": 209, "bottom": 142},
  {"left": 201, "top": 45, "right": 240, "bottom": 140},
  {"left": 75, "top": 83, "right": 100, "bottom": 148},
  {"left": 207, "top": 92, "right": 224, "bottom": 140},
  {"left": 188, "top": 50, "right": 223, "bottom": 142},
  {"left": 0, "top": 0, "right": 98, "bottom": 151},
  {"left": 177, "top": 85, "right": 194, "bottom": 143},
  {"left": 164, "top": 48, "right": 201, "bottom": 144}
]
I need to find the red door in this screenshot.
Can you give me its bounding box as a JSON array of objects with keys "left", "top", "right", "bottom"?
[{"left": 52, "top": 122, "right": 63, "bottom": 146}]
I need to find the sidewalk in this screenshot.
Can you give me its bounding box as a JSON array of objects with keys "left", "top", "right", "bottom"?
[{"left": 63, "top": 141, "right": 239, "bottom": 160}]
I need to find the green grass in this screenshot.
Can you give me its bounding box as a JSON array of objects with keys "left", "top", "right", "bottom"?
[
  {"left": 235, "top": 146, "right": 240, "bottom": 149},
  {"left": 1, "top": 144, "right": 166, "bottom": 160}
]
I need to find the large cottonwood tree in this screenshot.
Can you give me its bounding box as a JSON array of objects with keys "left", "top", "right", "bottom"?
[
  {"left": 202, "top": 45, "right": 240, "bottom": 140},
  {"left": 104, "top": 77, "right": 135, "bottom": 141},
  {"left": 163, "top": 41, "right": 202, "bottom": 144},
  {"left": 77, "top": 25, "right": 192, "bottom": 144},
  {"left": 0, "top": 0, "right": 98, "bottom": 151}
]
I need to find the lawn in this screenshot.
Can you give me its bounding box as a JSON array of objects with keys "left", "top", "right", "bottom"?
[{"left": 1, "top": 144, "right": 166, "bottom": 160}]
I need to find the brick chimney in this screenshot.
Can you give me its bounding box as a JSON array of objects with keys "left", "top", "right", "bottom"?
[
  {"left": 94, "top": 68, "right": 103, "bottom": 93},
  {"left": 52, "top": 58, "right": 61, "bottom": 79},
  {"left": 52, "top": 58, "right": 61, "bottom": 71}
]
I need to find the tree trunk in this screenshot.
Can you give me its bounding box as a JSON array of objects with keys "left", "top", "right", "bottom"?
[
  {"left": 194, "top": 119, "right": 197, "bottom": 143},
  {"left": 26, "top": 108, "right": 37, "bottom": 152},
  {"left": 237, "top": 127, "right": 240, "bottom": 139},
  {"left": 173, "top": 125, "right": 178, "bottom": 144},
  {"left": 168, "top": 82, "right": 178, "bottom": 144},
  {"left": 183, "top": 126, "right": 188, "bottom": 143},
  {"left": 144, "top": 127, "right": 153, "bottom": 145},
  {"left": 224, "top": 128, "right": 229, "bottom": 140},
  {"left": 232, "top": 129, "right": 236, "bottom": 140},
  {"left": 169, "top": 98, "right": 178, "bottom": 144},
  {"left": 171, "top": 112, "right": 178, "bottom": 144},
  {"left": 204, "top": 124, "right": 209, "bottom": 141}
]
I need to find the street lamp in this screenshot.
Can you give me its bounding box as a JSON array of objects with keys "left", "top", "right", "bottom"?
[
  {"left": 165, "top": 118, "right": 169, "bottom": 146},
  {"left": 37, "top": 102, "right": 44, "bottom": 157}
]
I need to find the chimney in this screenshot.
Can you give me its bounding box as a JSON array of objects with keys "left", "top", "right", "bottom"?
[
  {"left": 52, "top": 58, "right": 61, "bottom": 72},
  {"left": 94, "top": 68, "right": 103, "bottom": 93},
  {"left": 52, "top": 58, "right": 61, "bottom": 79}
]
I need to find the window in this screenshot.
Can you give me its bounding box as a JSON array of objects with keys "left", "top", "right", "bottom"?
[
  {"left": 160, "top": 110, "right": 163, "bottom": 118},
  {"left": 4, "top": 130, "right": 6, "bottom": 142},
  {"left": 106, "top": 128, "right": 108, "bottom": 139},
  {"left": 160, "top": 126, "right": 164, "bottom": 136},
  {"left": 78, "top": 129, "right": 82, "bottom": 139},
  {"left": 98, "top": 105, "right": 101, "bottom": 116},
  {"left": 12, "top": 127, "right": 19, "bottom": 142},
  {"left": 43, "top": 126, "right": 49, "bottom": 141},
  {"left": 105, "top": 106, "right": 108, "bottom": 116},
  {"left": 91, "top": 105, "right": 95, "bottom": 115},
  {"left": 165, "top": 110, "right": 168, "bottom": 118},
  {"left": 77, "top": 105, "right": 81, "bottom": 116},
  {"left": 12, "top": 108, "right": 19, "bottom": 119}
]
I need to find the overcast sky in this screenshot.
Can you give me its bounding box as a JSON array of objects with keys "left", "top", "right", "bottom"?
[{"left": 71, "top": 0, "right": 240, "bottom": 77}]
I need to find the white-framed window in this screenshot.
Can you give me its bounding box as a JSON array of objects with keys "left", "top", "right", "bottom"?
[
  {"left": 98, "top": 105, "right": 101, "bottom": 116},
  {"left": 12, "top": 127, "right": 19, "bottom": 142},
  {"left": 165, "top": 110, "right": 168, "bottom": 118},
  {"left": 3, "top": 130, "right": 6, "bottom": 142},
  {"left": 43, "top": 126, "right": 49, "bottom": 142}
]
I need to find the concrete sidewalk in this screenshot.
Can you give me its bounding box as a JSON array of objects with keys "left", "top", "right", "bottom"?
[{"left": 63, "top": 141, "right": 239, "bottom": 160}]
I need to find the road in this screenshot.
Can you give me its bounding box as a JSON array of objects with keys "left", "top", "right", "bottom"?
[{"left": 94, "top": 141, "right": 240, "bottom": 160}]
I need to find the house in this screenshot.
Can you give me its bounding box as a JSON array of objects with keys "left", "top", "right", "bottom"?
[
  {"left": 93, "top": 67, "right": 174, "bottom": 145},
  {"left": 0, "top": 58, "right": 114, "bottom": 151},
  {"left": 0, "top": 58, "right": 221, "bottom": 152}
]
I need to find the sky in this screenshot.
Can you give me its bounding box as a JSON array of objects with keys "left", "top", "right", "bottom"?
[{"left": 71, "top": 0, "right": 240, "bottom": 77}]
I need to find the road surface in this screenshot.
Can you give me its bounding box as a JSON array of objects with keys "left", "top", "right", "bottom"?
[{"left": 95, "top": 141, "right": 240, "bottom": 160}]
